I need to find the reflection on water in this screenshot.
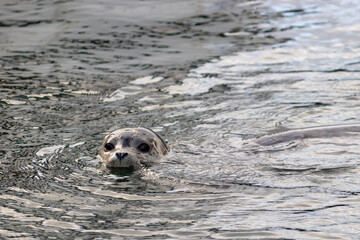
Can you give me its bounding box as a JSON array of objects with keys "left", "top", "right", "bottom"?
[{"left": 1, "top": 0, "right": 360, "bottom": 239}]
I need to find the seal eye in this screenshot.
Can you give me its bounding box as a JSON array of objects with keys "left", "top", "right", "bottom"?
[
  {"left": 138, "top": 143, "right": 150, "bottom": 153},
  {"left": 104, "top": 143, "right": 115, "bottom": 151}
]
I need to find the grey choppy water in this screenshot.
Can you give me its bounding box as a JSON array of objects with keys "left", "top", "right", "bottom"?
[{"left": 1, "top": 0, "right": 360, "bottom": 239}]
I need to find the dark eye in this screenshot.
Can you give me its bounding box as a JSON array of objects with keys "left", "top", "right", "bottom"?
[
  {"left": 104, "top": 143, "right": 115, "bottom": 151},
  {"left": 137, "top": 143, "right": 150, "bottom": 153}
]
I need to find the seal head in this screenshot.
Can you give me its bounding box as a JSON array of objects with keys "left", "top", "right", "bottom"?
[{"left": 100, "top": 127, "right": 169, "bottom": 169}]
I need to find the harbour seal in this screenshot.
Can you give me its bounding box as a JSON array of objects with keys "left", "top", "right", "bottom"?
[
  {"left": 100, "top": 127, "right": 169, "bottom": 169},
  {"left": 254, "top": 124, "right": 360, "bottom": 146}
]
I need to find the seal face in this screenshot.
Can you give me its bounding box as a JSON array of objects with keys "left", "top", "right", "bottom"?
[{"left": 100, "top": 127, "right": 169, "bottom": 169}]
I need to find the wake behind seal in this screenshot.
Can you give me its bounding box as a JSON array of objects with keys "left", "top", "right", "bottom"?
[
  {"left": 99, "top": 124, "right": 360, "bottom": 170},
  {"left": 100, "top": 127, "right": 169, "bottom": 169}
]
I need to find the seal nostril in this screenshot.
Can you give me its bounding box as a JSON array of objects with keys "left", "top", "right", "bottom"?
[{"left": 116, "top": 152, "right": 128, "bottom": 160}]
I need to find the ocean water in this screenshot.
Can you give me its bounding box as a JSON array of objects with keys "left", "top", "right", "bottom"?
[{"left": 1, "top": 0, "right": 360, "bottom": 239}]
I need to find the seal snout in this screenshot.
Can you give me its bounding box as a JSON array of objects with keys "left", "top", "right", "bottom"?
[{"left": 116, "top": 152, "right": 129, "bottom": 161}]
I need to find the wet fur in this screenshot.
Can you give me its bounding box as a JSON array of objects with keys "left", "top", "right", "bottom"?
[
  {"left": 100, "top": 127, "right": 169, "bottom": 169},
  {"left": 255, "top": 124, "right": 360, "bottom": 146}
]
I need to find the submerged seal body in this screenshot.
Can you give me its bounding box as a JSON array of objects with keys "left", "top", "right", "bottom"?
[
  {"left": 254, "top": 124, "right": 360, "bottom": 146},
  {"left": 100, "top": 127, "right": 169, "bottom": 169}
]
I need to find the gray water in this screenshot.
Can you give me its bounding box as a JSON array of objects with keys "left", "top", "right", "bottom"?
[{"left": 1, "top": 0, "right": 360, "bottom": 239}]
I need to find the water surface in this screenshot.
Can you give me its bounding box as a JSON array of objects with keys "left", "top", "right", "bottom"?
[{"left": 1, "top": 0, "right": 360, "bottom": 239}]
